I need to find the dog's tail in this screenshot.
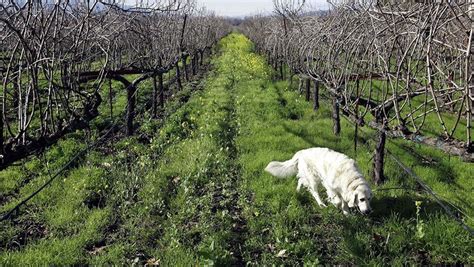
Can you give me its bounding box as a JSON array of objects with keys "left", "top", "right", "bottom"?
[{"left": 264, "top": 155, "right": 298, "bottom": 178}]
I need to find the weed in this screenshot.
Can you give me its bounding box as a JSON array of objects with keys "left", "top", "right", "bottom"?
[{"left": 415, "top": 201, "right": 426, "bottom": 240}]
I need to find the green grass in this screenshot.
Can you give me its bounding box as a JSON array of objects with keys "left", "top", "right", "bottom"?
[
  {"left": 0, "top": 54, "right": 207, "bottom": 265},
  {"left": 1, "top": 33, "right": 472, "bottom": 265},
  {"left": 228, "top": 33, "right": 473, "bottom": 265}
]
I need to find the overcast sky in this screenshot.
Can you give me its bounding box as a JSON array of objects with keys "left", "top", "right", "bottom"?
[{"left": 197, "top": 0, "right": 329, "bottom": 17}]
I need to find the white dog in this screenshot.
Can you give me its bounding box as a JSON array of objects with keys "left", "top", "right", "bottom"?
[{"left": 265, "top": 147, "right": 372, "bottom": 215}]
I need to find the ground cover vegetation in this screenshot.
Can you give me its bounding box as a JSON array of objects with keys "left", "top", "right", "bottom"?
[
  {"left": 1, "top": 0, "right": 473, "bottom": 265},
  {"left": 3, "top": 32, "right": 471, "bottom": 266}
]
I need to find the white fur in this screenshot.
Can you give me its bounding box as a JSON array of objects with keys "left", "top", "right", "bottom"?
[{"left": 265, "top": 147, "right": 373, "bottom": 215}]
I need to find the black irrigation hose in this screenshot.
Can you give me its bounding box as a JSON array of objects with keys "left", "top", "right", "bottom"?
[
  {"left": 317, "top": 93, "right": 474, "bottom": 236},
  {"left": 1, "top": 126, "right": 116, "bottom": 221},
  {"left": 386, "top": 150, "right": 474, "bottom": 236},
  {"left": 373, "top": 185, "right": 474, "bottom": 224},
  {"left": 0, "top": 64, "right": 207, "bottom": 222},
  {"left": 0, "top": 92, "right": 133, "bottom": 222}
]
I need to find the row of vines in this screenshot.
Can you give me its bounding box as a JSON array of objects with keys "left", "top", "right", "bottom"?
[
  {"left": 242, "top": 0, "right": 473, "bottom": 183},
  {"left": 0, "top": 0, "right": 231, "bottom": 169}
]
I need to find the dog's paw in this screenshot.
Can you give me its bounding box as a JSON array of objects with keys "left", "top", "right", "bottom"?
[
  {"left": 342, "top": 210, "right": 350, "bottom": 216},
  {"left": 318, "top": 203, "right": 327, "bottom": 208}
]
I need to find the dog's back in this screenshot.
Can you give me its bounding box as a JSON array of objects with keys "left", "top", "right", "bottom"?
[{"left": 298, "top": 147, "right": 353, "bottom": 172}]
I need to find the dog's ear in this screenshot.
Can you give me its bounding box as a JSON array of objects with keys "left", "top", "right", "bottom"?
[{"left": 348, "top": 192, "right": 357, "bottom": 208}]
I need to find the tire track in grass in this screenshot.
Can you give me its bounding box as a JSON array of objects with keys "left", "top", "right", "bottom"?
[
  {"left": 144, "top": 36, "right": 251, "bottom": 266},
  {"left": 213, "top": 80, "right": 248, "bottom": 266},
  {"left": 89, "top": 72, "right": 213, "bottom": 265}
]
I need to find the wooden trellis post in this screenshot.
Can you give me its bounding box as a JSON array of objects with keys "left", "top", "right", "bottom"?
[
  {"left": 332, "top": 96, "right": 341, "bottom": 136},
  {"left": 372, "top": 120, "right": 387, "bottom": 185},
  {"left": 280, "top": 60, "right": 284, "bottom": 80},
  {"left": 467, "top": 0, "right": 473, "bottom": 150},
  {"left": 152, "top": 76, "right": 158, "bottom": 119},
  {"left": 109, "top": 78, "right": 113, "bottom": 121},
  {"left": 158, "top": 72, "right": 164, "bottom": 109},
  {"left": 182, "top": 54, "right": 189, "bottom": 82},
  {"left": 313, "top": 80, "right": 319, "bottom": 110},
  {"left": 305, "top": 78, "right": 311, "bottom": 101},
  {"left": 0, "top": 77, "right": 4, "bottom": 156},
  {"left": 126, "top": 84, "right": 137, "bottom": 136},
  {"left": 176, "top": 61, "right": 182, "bottom": 90}
]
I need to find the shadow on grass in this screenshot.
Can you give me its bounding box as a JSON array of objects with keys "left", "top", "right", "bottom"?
[
  {"left": 282, "top": 123, "right": 339, "bottom": 149},
  {"left": 452, "top": 195, "right": 474, "bottom": 217},
  {"left": 370, "top": 194, "right": 444, "bottom": 220},
  {"left": 339, "top": 195, "right": 445, "bottom": 264},
  {"left": 338, "top": 192, "right": 473, "bottom": 264},
  {"left": 391, "top": 142, "right": 458, "bottom": 185},
  {"left": 274, "top": 84, "right": 306, "bottom": 120},
  {"left": 296, "top": 188, "right": 449, "bottom": 222}
]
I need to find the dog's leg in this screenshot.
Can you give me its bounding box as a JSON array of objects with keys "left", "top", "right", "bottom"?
[
  {"left": 309, "top": 186, "right": 327, "bottom": 208},
  {"left": 341, "top": 201, "right": 350, "bottom": 216},
  {"left": 296, "top": 178, "right": 303, "bottom": 192},
  {"left": 297, "top": 160, "right": 327, "bottom": 208},
  {"left": 296, "top": 176, "right": 309, "bottom": 192},
  {"left": 327, "top": 190, "right": 342, "bottom": 209},
  {"left": 310, "top": 190, "right": 327, "bottom": 208},
  {"left": 296, "top": 160, "right": 310, "bottom": 192},
  {"left": 333, "top": 196, "right": 342, "bottom": 209}
]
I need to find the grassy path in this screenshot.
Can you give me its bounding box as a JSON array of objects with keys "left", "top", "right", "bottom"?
[
  {"left": 1, "top": 33, "right": 472, "bottom": 265},
  {"left": 140, "top": 36, "right": 249, "bottom": 265}
]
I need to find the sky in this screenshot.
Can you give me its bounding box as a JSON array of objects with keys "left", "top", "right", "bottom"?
[{"left": 197, "top": 0, "right": 329, "bottom": 17}]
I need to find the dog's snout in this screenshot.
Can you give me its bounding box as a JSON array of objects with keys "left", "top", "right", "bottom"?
[{"left": 358, "top": 206, "right": 372, "bottom": 215}]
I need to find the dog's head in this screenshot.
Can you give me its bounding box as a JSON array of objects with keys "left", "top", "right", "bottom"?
[{"left": 348, "top": 183, "right": 373, "bottom": 215}]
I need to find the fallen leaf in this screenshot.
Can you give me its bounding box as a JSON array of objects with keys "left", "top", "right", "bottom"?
[
  {"left": 173, "top": 176, "right": 181, "bottom": 184},
  {"left": 145, "top": 258, "right": 160, "bottom": 266},
  {"left": 88, "top": 245, "right": 108, "bottom": 255},
  {"left": 267, "top": 243, "right": 275, "bottom": 252},
  {"left": 276, "top": 249, "right": 287, "bottom": 258},
  {"left": 102, "top": 162, "right": 112, "bottom": 168}
]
